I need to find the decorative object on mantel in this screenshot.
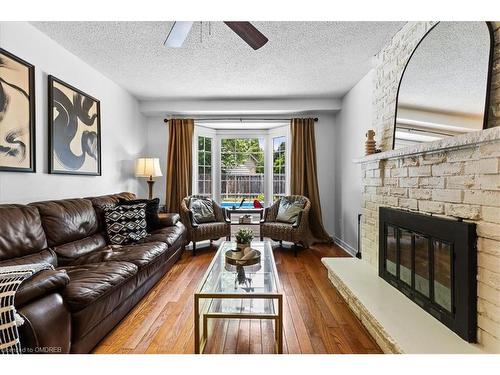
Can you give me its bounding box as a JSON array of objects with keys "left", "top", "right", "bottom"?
[
  {"left": 365, "top": 129, "right": 377, "bottom": 155},
  {"left": 136, "top": 157, "right": 163, "bottom": 199}
]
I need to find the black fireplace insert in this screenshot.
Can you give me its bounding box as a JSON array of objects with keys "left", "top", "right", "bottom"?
[{"left": 379, "top": 207, "right": 477, "bottom": 342}]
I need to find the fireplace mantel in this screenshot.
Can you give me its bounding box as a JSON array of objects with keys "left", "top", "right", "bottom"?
[{"left": 353, "top": 127, "right": 500, "bottom": 164}]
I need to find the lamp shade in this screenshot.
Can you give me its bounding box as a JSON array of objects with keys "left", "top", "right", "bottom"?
[{"left": 136, "top": 158, "right": 163, "bottom": 178}]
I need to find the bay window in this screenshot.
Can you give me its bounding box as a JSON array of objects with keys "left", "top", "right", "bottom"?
[{"left": 193, "top": 124, "right": 289, "bottom": 206}]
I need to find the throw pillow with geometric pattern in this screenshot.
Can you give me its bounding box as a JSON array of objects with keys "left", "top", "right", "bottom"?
[{"left": 103, "top": 203, "right": 148, "bottom": 245}]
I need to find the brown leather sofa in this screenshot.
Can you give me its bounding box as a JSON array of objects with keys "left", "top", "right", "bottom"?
[{"left": 0, "top": 192, "right": 187, "bottom": 354}]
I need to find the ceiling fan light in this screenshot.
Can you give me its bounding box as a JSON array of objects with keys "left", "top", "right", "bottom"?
[{"left": 164, "top": 21, "right": 194, "bottom": 48}]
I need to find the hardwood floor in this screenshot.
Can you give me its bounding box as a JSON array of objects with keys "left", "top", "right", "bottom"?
[{"left": 93, "top": 242, "right": 382, "bottom": 354}]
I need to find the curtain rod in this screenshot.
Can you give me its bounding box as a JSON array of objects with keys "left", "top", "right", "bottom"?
[{"left": 163, "top": 117, "right": 319, "bottom": 123}]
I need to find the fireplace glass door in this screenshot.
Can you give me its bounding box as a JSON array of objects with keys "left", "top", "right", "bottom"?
[{"left": 379, "top": 207, "right": 476, "bottom": 342}]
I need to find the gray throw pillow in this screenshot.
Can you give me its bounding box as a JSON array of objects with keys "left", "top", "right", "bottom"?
[
  {"left": 276, "top": 197, "right": 306, "bottom": 224},
  {"left": 189, "top": 197, "right": 216, "bottom": 224}
]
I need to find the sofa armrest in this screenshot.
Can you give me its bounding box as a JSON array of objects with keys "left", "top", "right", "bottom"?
[
  {"left": 157, "top": 213, "right": 181, "bottom": 227},
  {"left": 18, "top": 293, "right": 71, "bottom": 353},
  {"left": 16, "top": 269, "right": 70, "bottom": 308}
]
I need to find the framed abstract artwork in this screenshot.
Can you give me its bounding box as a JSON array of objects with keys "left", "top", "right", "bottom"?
[
  {"left": 0, "top": 48, "right": 36, "bottom": 172},
  {"left": 48, "top": 75, "right": 101, "bottom": 175}
]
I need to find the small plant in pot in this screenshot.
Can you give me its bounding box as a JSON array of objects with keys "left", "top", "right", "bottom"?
[{"left": 235, "top": 228, "right": 253, "bottom": 251}]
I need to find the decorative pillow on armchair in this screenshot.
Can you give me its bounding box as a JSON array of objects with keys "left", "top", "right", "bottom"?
[
  {"left": 117, "top": 197, "right": 160, "bottom": 232},
  {"left": 104, "top": 203, "right": 148, "bottom": 245},
  {"left": 276, "top": 196, "right": 306, "bottom": 224},
  {"left": 189, "top": 197, "right": 216, "bottom": 224}
]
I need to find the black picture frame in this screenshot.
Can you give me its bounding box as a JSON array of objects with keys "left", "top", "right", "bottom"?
[
  {"left": 48, "top": 75, "right": 102, "bottom": 176},
  {"left": 0, "top": 48, "right": 36, "bottom": 173}
]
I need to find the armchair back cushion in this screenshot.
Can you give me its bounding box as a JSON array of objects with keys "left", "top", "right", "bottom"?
[
  {"left": 189, "top": 197, "right": 216, "bottom": 224},
  {"left": 276, "top": 196, "right": 307, "bottom": 224}
]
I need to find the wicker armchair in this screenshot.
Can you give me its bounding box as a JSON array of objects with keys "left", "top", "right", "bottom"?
[
  {"left": 180, "top": 195, "right": 231, "bottom": 255},
  {"left": 260, "top": 195, "right": 311, "bottom": 256}
]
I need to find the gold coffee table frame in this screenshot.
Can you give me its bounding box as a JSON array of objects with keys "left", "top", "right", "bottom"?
[{"left": 194, "top": 241, "right": 283, "bottom": 354}]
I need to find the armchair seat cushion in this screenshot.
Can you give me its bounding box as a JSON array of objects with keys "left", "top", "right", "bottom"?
[
  {"left": 191, "top": 222, "right": 230, "bottom": 242},
  {"left": 261, "top": 222, "right": 295, "bottom": 242}
]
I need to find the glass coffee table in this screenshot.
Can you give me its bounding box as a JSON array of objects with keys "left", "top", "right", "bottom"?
[{"left": 194, "top": 240, "right": 283, "bottom": 354}]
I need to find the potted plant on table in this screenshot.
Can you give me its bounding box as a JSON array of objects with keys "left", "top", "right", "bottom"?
[{"left": 235, "top": 228, "right": 253, "bottom": 251}]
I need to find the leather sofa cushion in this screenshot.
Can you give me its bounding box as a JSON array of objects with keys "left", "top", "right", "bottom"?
[
  {"left": 30, "top": 199, "right": 99, "bottom": 247},
  {"left": 0, "top": 205, "right": 48, "bottom": 261},
  {"left": 0, "top": 249, "right": 58, "bottom": 268},
  {"left": 66, "top": 242, "right": 169, "bottom": 268},
  {"left": 137, "top": 222, "right": 186, "bottom": 246},
  {"left": 52, "top": 233, "right": 107, "bottom": 265},
  {"left": 16, "top": 269, "right": 70, "bottom": 307},
  {"left": 60, "top": 261, "right": 138, "bottom": 312}
]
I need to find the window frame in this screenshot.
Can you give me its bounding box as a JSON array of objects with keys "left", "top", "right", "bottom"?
[{"left": 193, "top": 124, "right": 289, "bottom": 206}]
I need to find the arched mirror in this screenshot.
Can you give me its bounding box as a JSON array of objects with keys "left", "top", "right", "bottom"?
[{"left": 393, "top": 22, "right": 493, "bottom": 150}]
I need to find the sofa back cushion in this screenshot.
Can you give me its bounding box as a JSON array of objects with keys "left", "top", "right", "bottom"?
[
  {"left": 52, "top": 233, "right": 107, "bottom": 266},
  {"left": 30, "top": 199, "right": 99, "bottom": 247},
  {"left": 0, "top": 249, "right": 58, "bottom": 268},
  {"left": 0, "top": 205, "right": 48, "bottom": 261}
]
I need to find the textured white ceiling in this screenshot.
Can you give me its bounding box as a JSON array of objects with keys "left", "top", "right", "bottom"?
[
  {"left": 31, "top": 21, "right": 404, "bottom": 100},
  {"left": 398, "top": 21, "right": 491, "bottom": 116}
]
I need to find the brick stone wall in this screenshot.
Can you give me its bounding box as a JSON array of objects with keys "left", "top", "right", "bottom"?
[
  {"left": 361, "top": 22, "right": 500, "bottom": 353},
  {"left": 373, "top": 21, "right": 500, "bottom": 151}
]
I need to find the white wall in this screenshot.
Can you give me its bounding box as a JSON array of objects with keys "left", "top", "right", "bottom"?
[
  {"left": 144, "top": 112, "right": 337, "bottom": 236},
  {"left": 0, "top": 22, "right": 147, "bottom": 203},
  {"left": 334, "top": 70, "right": 374, "bottom": 254}
]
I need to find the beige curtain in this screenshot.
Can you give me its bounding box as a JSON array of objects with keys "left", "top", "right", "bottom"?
[
  {"left": 166, "top": 119, "right": 194, "bottom": 214},
  {"left": 290, "top": 118, "right": 332, "bottom": 243}
]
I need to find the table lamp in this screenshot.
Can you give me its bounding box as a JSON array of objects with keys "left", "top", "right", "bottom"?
[{"left": 136, "top": 158, "right": 163, "bottom": 199}]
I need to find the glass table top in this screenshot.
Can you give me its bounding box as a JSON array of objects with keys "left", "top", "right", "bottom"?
[{"left": 198, "top": 241, "right": 280, "bottom": 295}]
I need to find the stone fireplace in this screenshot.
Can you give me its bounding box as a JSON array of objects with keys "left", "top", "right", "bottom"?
[
  {"left": 357, "top": 21, "right": 500, "bottom": 353},
  {"left": 324, "top": 21, "right": 500, "bottom": 353}
]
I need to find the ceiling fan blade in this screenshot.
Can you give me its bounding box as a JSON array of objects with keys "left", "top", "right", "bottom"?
[
  {"left": 223, "top": 22, "right": 268, "bottom": 50},
  {"left": 164, "top": 21, "right": 193, "bottom": 48}
]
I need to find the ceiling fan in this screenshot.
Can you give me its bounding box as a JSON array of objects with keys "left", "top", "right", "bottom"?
[{"left": 164, "top": 21, "right": 268, "bottom": 50}]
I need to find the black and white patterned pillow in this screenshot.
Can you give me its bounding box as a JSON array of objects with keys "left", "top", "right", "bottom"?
[{"left": 103, "top": 203, "right": 148, "bottom": 245}]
